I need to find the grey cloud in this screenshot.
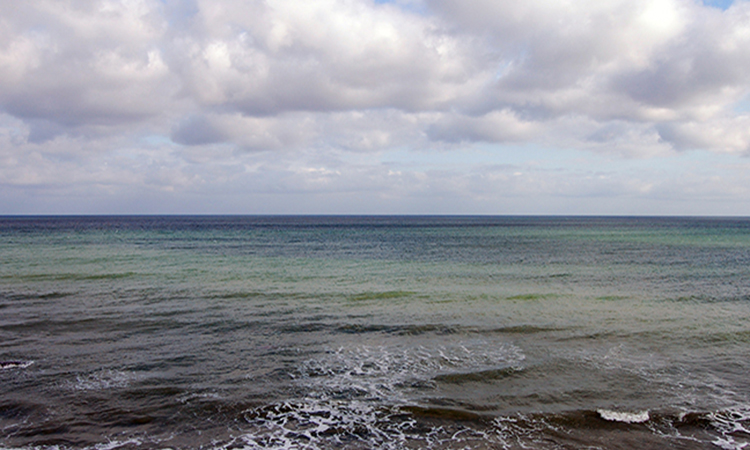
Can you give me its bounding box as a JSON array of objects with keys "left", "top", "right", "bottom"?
[
  {"left": 26, "top": 119, "right": 68, "bottom": 143},
  {"left": 171, "top": 112, "right": 318, "bottom": 151},
  {"left": 656, "top": 117, "right": 750, "bottom": 152},
  {"left": 426, "top": 110, "right": 538, "bottom": 143},
  {"left": 171, "top": 115, "right": 226, "bottom": 146}
]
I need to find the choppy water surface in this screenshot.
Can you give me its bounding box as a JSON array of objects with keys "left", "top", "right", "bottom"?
[{"left": 2, "top": 216, "right": 750, "bottom": 449}]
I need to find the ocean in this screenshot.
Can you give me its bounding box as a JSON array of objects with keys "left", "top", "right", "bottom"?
[{"left": 1, "top": 215, "right": 750, "bottom": 449}]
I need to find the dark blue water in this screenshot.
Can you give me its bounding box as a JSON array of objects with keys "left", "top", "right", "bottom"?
[{"left": 2, "top": 216, "right": 750, "bottom": 449}]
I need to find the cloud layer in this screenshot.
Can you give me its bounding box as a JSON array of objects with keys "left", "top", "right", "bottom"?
[{"left": 2, "top": 0, "right": 750, "bottom": 214}]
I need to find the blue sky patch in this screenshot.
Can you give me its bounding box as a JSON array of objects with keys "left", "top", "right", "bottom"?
[{"left": 702, "top": 0, "right": 734, "bottom": 10}]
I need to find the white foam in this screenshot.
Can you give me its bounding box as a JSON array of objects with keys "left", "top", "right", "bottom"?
[
  {"left": 93, "top": 439, "right": 143, "bottom": 450},
  {"left": 598, "top": 409, "right": 650, "bottom": 423},
  {"left": 233, "top": 339, "right": 526, "bottom": 449},
  {"left": 0, "top": 361, "right": 34, "bottom": 370},
  {"left": 296, "top": 339, "right": 526, "bottom": 403},
  {"left": 709, "top": 408, "right": 750, "bottom": 450},
  {"left": 235, "top": 399, "right": 517, "bottom": 450},
  {"left": 72, "top": 369, "right": 136, "bottom": 391},
  {"left": 713, "top": 436, "right": 749, "bottom": 450}
]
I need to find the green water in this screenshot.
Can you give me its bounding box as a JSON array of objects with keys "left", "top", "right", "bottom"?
[{"left": 1, "top": 216, "right": 750, "bottom": 449}]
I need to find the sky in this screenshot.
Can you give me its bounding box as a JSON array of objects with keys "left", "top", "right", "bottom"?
[{"left": 1, "top": 0, "right": 750, "bottom": 215}]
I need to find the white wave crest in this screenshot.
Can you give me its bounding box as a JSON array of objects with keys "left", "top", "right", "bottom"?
[
  {"left": 232, "top": 339, "right": 526, "bottom": 449},
  {"left": 709, "top": 408, "right": 750, "bottom": 450},
  {"left": 72, "top": 369, "right": 136, "bottom": 391},
  {"left": 297, "top": 339, "right": 526, "bottom": 403},
  {"left": 0, "top": 360, "right": 34, "bottom": 370},
  {"left": 598, "top": 409, "right": 650, "bottom": 423}
]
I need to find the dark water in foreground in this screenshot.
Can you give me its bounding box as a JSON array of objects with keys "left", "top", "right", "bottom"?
[{"left": 2, "top": 216, "right": 750, "bottom": 449}]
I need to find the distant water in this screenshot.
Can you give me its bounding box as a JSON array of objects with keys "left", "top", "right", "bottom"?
[{"left": 2, "top": 216, "right": 750, "bottom": 450}]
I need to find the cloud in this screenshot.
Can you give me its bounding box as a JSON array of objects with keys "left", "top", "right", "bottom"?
[
  {"left": 2, "top": 0, "right": 750, "bottom": 213},
  {"left": 657, "top": 115, "right": 750, "bottom": 152},
  {"left": 610, "top": 3, "right": 750, "bottom": 115},
  {"left": 170, "top": 0, "right": 482, "bottom": 115},
  {"left": 433, "top": 0, "right": 750, "bottom": 123},
  {"left": 427, "top": 110, "right": 539, "bottom": 143},
  {"left": 171, "top": 112, "right": 316, "bottom": 150},
  {"left": 0, "top": 0, "right": 176, "bottom": 140},
  {"left": 4, "top": 0, "right": 749, "bottom": 148}
]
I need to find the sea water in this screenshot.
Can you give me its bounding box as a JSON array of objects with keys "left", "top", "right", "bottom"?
[{"left": 1, "top": 215, "right": 750, "bottom": 449}]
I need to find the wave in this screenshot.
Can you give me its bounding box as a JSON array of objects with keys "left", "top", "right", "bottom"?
[
  {"left": 490, "top": 324, "right": 568, "bottom": 334},
  {"left": 3, "top": 390, "right": 749, "bottom": 449},
  {"left": 15, "top": 272, "right": 140, "bottom": 282},
  {"left": 0, "top": 361, "right": 33, "bottom": 370},
  {"left": 348, "top": 290, "right": 416, "bottom": 301},
  {"left": 228, "top": 404, "right": 750, "bottom": 450},
  {"left": 69, "top": 369, "right": 138, "bottom": 391},
  {"left": 598, "top": 408, "right": 650, "bottom": 423},
  {"left": 296, "top": 340, "right": 526, "bottom": 402}
]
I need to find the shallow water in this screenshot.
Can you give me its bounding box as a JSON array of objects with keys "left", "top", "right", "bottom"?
[{"left": 1, "top": 216, "right": 750, "bottom": 449}]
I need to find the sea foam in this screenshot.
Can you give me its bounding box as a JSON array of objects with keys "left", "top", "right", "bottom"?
[
  {"left": 0, "top": 361, "right": 34, "bottom": 370},
  {"left": 597, "top": 409, "right": 650, "bottom": 423}
]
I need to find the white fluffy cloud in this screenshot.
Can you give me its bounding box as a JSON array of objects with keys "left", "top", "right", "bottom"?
[
  {"left": 2, "top": 0, "right": 750, "bottom": 213},
  {"left": 169, "top": 0, "right": 481, "bottom": 115},
  {"left": 0, "top": 1, "right": 175, "bottom": 135}
]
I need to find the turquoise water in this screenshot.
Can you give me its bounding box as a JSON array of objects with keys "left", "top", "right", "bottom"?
[{"left": 1, "top": 216, "right": 750, "bottom": 449}]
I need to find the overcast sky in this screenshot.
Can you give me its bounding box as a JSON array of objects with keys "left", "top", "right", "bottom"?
[{"left": 1, "top": 0, "right": 750, "bottom": 215}]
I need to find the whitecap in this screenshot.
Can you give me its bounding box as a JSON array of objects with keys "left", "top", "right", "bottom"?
[
  {"left": 0, "top": 360, "right": 34, "bottom": 370},
  {"left": 709, "top": 408, "right": 750, "bottom": 450},
  {"left": 598, "top": 409, "right": 650, "bottom": 423},
  {"left": 234, "top": 339, "right": 526, "bottom": 449},
  {"left": 72, "top": 369, "right": 135, "bottom": 391},
  {"left": 92, "top": 438, "right": 144, "bottom": 450},
  {"left": 712, "top": 436, "right": 749, "bottom": 450},
  {"left": 297, "top": 339, "right": 526, "bottom": 403}
]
